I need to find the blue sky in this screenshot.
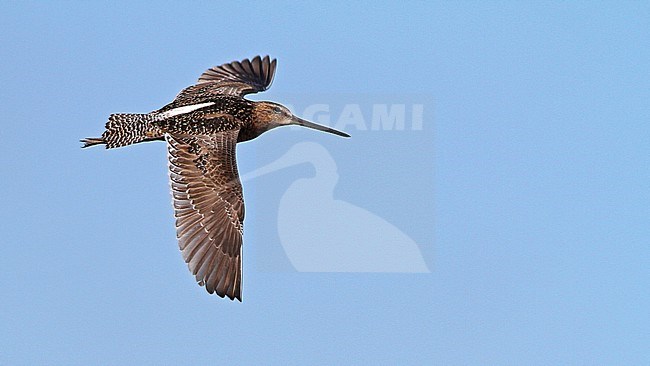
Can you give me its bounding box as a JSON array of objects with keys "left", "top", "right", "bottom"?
[{"left": 1, "top": 2, "right": 649, "bottom": 365}]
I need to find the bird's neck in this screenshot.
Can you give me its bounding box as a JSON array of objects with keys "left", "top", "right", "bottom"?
[{"left": 238, "top": 103, "right": 278, "bottom": 142}]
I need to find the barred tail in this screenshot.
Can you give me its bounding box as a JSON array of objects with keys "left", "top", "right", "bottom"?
[{"left": 81, "top": 113, "right": 163, "bottom": 149}]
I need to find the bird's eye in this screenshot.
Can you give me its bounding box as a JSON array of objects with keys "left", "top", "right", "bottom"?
[{"left": 273, "top": 106, "right": 282, "bottom": 114}]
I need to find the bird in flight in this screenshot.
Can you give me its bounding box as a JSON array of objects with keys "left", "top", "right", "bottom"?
[{"left": 82, "top": 56, "right": 349, "bottom": 301}]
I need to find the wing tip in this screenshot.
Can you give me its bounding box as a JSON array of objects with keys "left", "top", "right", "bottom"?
[
  {"left": 195, "top": 261, "right": 242, "bottom": 302},
  {"left": 196, "top": 55, "right": 277, "bottom": 92},
  {"left": 201, "top": 281, "right": 242, "bottom": 302}
]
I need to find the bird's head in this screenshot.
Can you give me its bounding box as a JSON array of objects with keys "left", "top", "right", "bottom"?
[{"left": 253, "top": 101, "right": 350, "bottom": 138}]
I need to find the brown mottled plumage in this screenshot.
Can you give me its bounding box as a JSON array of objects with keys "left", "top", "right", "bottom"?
[{"left": 82, "top": 56, "right": 349, "bottom": 301}]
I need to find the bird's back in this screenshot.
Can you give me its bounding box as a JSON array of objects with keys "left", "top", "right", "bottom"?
[{"left": 147, "top": 95, "right": 253, "bottom": 137}]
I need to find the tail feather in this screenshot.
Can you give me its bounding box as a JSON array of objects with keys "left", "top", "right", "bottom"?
[
  {"left": 80, "top": 137, "right": 106, "bottom": 148},
  {"left": 81, "top": 113, "right": 162, "bottom": 149}
]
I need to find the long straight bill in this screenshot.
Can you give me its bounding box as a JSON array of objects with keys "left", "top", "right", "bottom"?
[{"left": 291, "top": 116, "right": 350, "bottom": 138}]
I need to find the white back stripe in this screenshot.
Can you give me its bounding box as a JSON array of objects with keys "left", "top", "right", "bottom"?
[{"left": 158, "top": 102, "right": 215, "bottom": 118}]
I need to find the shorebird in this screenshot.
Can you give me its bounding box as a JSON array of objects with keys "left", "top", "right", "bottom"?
[{"left": 81, "top": 56, "right": 349, "bottom": 301}]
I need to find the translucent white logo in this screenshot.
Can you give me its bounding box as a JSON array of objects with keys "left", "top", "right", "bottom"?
[
  {"left": 242, "top": 142, "right": 430, "bottom": 273},
  {"left": 282, "top": 103, "right": 425, "bottom": 132}
]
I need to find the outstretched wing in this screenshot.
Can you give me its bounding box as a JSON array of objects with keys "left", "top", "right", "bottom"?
[
  {"left": 166, "top": 128, "right": 244, "bottom": 301},
  {"left": 198, "top": 55, "right": 276, "bottom": 91},
  {"left": 170, "top": 56, "right": 277, "bottom": 105}
]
